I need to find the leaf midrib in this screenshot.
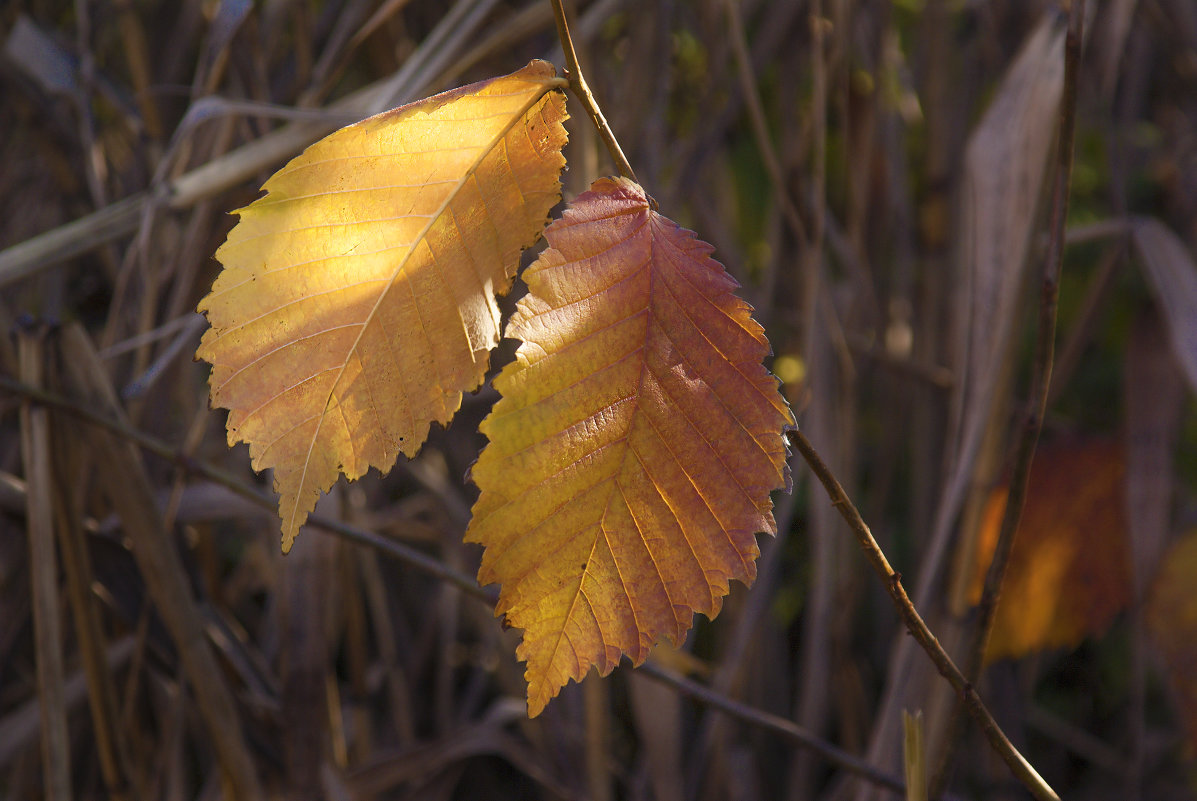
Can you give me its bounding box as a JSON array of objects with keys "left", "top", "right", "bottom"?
[{"left": 285, "top": 79, "right": 562, "bottom": 537}]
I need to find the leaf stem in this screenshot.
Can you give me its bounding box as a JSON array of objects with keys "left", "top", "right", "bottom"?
[
  {"left": 788, "top": 427, "right": 1060, "bottom": 801},
  {"left": 549, "top": 0, "right": 638, "bottom": 183},
  {"left": 937, "top": 1, "right": 1086, "bottom": 792}
]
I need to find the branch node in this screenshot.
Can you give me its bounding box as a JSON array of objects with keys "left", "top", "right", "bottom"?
[{"left": 550, "top": 0, "right": 637, "bottom": 183}]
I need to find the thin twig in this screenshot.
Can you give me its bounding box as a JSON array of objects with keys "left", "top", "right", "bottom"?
[
  {"left": 786, "top": 1, "right": 834, "bottom": 795},
  {"left": 722, "top": 0, "right": 808, "bottom": 251},
  {"left": 0, "top": 374, "right": 489, "bottom": 602},
  {"left": 18, "top": 329, "right": 73, "bottom": 801},
  {"left": 1046, "top": 241, "right": 1125, "bottom": 408},
  {"left": 1063, "top": 217, "right": 1132, "bottom": 246},
  {"left": 970, "top": 0, "right": 1086, "bottom": 670},
  {"left": 639, "top": 661, "right": 916, "bottom": 797},
  {"left": 788, "top": 427, "right": 1060, "bottom": 801},
  {"left": 550, "top": 0, "right": 637, "bottom": 183},
  {"left": 948, "top": 0, "right": 1087, "bottom": 787},
  {"left": 0, "top": 0, "right": 503, "bottom": 290},
  {"left": 1, "top": 374, "right": 923, "bottom": 798}
]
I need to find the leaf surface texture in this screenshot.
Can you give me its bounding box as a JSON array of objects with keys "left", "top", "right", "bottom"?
[
  {"left": 197, "top": 61, "right": 568, "bottom": 549},
  {"left": 467, "top": 177, "right": 795, "bottom": 716}
]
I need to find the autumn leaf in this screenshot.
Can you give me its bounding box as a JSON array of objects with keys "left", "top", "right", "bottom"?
[
  {"left": 968, "top": 439, "right": 1131, "bottom": 664},
  {"left": 197, "top": 61, "right": 568, "bottom": 550},
  {"left": 466, "top": 177, "right": 795, "bottom": 716}
]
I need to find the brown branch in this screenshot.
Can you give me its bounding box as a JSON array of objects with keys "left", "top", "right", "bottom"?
[
  {"left": 722, "top": 0, "right": 808, "bottom": 250},
  {"left": 0, "top": 0, "right": 515, "bottom": 289},
  {"left": 788, "top": 428, "right": 1060, "bottom": 801},
  {"left": 0, "top": 374, "right": 490, "bottom": 602},
  {"left": 639, "top": 661, "right": 941, "bottom": 798},
  {"left": 3, "top": 373, "right": 925, "bottom": 798},
  {"left": 934, "top": 2, "right": 1088, "bottom": 792},
  {"left": 550, "top": 0, "right": 637, "bottom": 183},
  {"left": 969, "top": 0, "right": 1086, "bottom": 670}
]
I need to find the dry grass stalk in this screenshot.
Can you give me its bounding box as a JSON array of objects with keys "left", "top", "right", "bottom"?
[{"left": 17, "top": 326, "right": 72, "bottom": 801}]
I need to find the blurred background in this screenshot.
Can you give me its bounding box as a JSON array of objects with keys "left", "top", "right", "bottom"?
[{"left": 1, "top": 0, "right": 1196, "bottom": 799}]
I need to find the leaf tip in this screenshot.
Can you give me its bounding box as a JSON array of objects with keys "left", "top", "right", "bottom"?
[
  {"left": 526, "top": 692, "right": 548, "bottom": 719},
  {"left": 523, "top": 666, "right": 569, "bottom": 719}
]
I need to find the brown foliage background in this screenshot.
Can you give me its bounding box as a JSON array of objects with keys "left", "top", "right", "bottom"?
[{"left": 1, "top": 1, "right": 1195, "bottom": 800}]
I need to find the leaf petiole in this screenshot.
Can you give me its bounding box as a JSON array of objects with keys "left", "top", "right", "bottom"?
[{"left": 550, "top": 0, "right": 639, "bottom": 187}]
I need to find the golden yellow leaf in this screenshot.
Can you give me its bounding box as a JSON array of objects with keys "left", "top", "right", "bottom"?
[
  {"left": 197, "top": 61, "right": 568, "bottom": 550},
  {"left": 466, "top": 177, "right": 795, "bottom": 716},
  {"left": 969, "top": 439, "right": 1131, "bottom": 663}
]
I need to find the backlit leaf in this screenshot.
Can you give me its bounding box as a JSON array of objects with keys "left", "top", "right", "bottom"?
[
  {"left": 197, "top": 61, "right": 568, "bottom": 550},
  {"left": 466, "top": 177, "right": 795, "bottom": 716},
  {"left": 968, "top": 439, "right": 1132, "bottom": 664}
]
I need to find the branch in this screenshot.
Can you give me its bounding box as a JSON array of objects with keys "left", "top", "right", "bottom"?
[
  {"left": 966, "top": 0, "right": 1086, "bottom": 679},
  {"left": 550, "top": 0, "right": 637, "bottom": 183},
  {"left": 639, "top": 661, "right": 938, "bottom": 798},
  {"left": 722, "top": 0, "right": 808, "bottom": 250},
  {"left": 0, "top": 373, "right": 913, "bottom": 797},
  {"left": 0, "top": 374, "right": 489, "bottom": 602},
  {"left": 929, "top": 2, "right": 1088, "bottom": 791},
  {"left": 788, "top": 428, "right": 1060, "bottom": 801}
]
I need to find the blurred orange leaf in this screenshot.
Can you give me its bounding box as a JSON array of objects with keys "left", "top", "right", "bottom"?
[
  {"left": 969, "top": 439, "right": 1131, "bottom": 664},
  {"left": 197, "top": 61, "right": 568, "bottom": 550},
  {"left": 466, "top": 177, "right": 795, "bottom": 715}
]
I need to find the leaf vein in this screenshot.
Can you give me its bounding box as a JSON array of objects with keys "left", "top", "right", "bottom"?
[{"left": 212, "top": 324, "right": 362, "bottom": 394}]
